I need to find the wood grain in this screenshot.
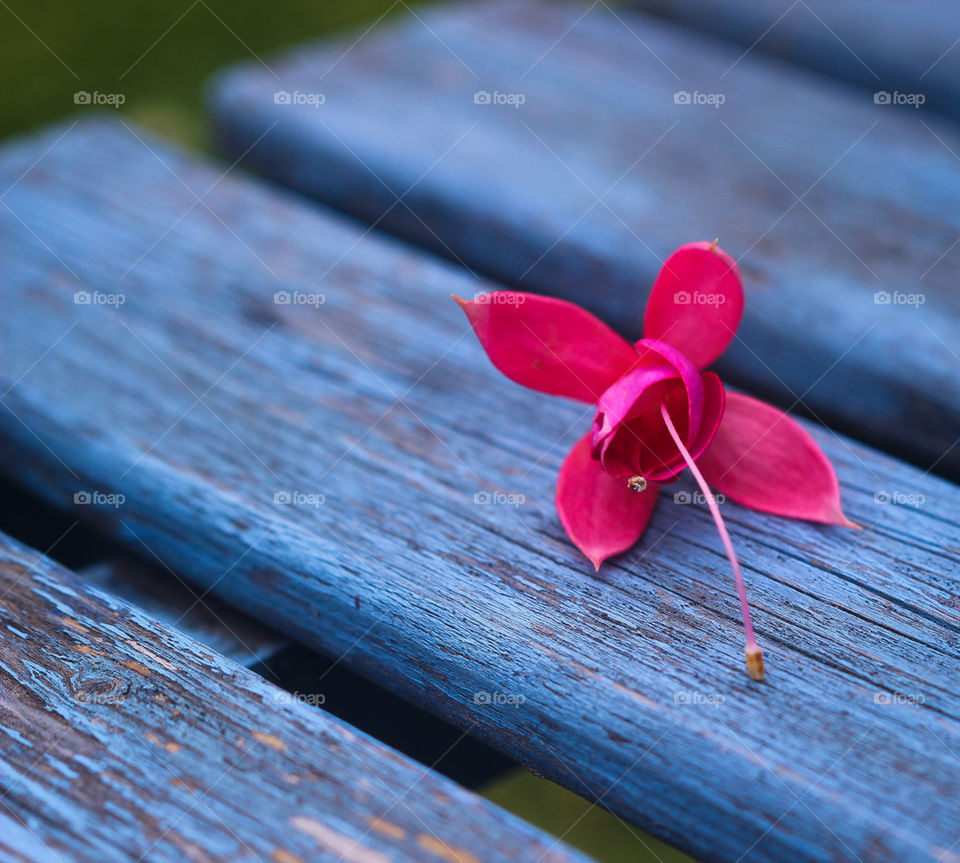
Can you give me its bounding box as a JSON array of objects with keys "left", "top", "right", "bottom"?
[
  {"left": 629, "top": 0, "right": 960, "bottom": 119},
  {"left": 0, "top": 530, "right": 587, "bottom": 863},
  {"left": 0, "top": 118, "right": 959, "bottom": 861},
  {"left": 209, "top": 0, "right": 960, "bottom": 479}
]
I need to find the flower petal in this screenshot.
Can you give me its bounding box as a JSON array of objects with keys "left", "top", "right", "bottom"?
[
  {"left": 643, "top": 242, "right": 745, "bottom": 369},
  {"left": 592, "top": 359, "right": 681, "bottom": 448},
  {"left": 634, "top": 338, "right": 705, "bottom": 443},
  {"left": 593, "top": 376, "right": 685, "bottom": 478},
  {"left": 697, "top": 392, "right": 856, "bottom": 527},
  {"left": 648, "top": 371, "right": 726, "bottom": 482},
  {"left": 556, "top": 432, "right": 660, "bottom": 570},
  {"left": 592, "top": 339, "right": 706, "bottom": 479},
  {"left": 686, "top": 372, "right": 726, "bottom": 461},
  {"left": 456, "top": 292, "right": 637, "bottom": 403}
]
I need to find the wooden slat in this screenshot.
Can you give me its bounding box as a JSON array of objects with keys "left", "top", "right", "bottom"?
[
  {"left": 629, "top": 0, "right": 960, "bottom": 118},
  {"left": 209, "top": 0, "right": 960, "bottom": 480},
  {"left": 0, "top": 529, "right": 587, "bottom": 863},
  {"left": 1, "top": 118, "right": 959, "bottom": 862}
]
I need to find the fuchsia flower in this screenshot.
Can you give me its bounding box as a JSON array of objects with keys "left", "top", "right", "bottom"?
[{"left": 455, "top": 241, "right": 857, "bottom": 680}]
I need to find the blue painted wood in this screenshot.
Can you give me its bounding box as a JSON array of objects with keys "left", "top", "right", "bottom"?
[
  {"left": 1, "top": 118, "right": 959, "bottom": 862},
  {"left": 630, "top": 0, "right": 960, "bottom": 119},
  {"left": 208, "top": 0, "right": 960, "bottom": 480},
  {"left": 0, "top": 529, "right": 588, "bottom": 863}
]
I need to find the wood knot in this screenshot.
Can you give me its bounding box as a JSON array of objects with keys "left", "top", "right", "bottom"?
[{"left": 68, "top": 659, "right": 132, "bottom": 707}]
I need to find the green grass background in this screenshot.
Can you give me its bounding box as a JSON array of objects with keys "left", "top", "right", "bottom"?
[
  {"left": 0, "top": 1, "right": 695, "bottom": 859},
  {"left": 482, "top": 770, "right": 694, "bottom": 863},
  {"left": 0, "top": 0, "right": 421, "bottom": 145}
]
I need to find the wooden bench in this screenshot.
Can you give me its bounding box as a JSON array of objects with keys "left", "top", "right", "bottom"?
[
  {"left": 0, "top": 528, "right": 587, "bottom": 862},
  {"left": 628, "top": 0, "right": 960, "bottom": 119},
  {"left": 209, "top": 0, "right": 960, "bottom": 480},
  {"left": 1, "top": 117, "right": 958, "bottom": 862}
]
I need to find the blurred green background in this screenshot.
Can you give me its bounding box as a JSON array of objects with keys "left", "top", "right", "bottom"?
[
  {"left": 484, "top": 771, "right": 692, "bottom": 863},
  {"left": 0, "top": 0, "right": 421, "bottom": 144},
  {"left": 0, "top": 1, "right": 694, "bottom": 860}
]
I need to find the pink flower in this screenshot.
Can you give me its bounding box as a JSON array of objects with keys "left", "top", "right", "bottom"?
[{"left": 455, "top": 241, "right": 857, "bottom": 680}]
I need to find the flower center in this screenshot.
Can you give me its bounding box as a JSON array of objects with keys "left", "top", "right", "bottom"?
[{"left": 659, "top": 401, "right": 764, "bottom": 682}]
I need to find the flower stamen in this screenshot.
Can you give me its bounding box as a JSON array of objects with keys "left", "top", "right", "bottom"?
[
  {"left": 626, "top": 475, "right": 647, "bottom": 493},
  {"left": 659, "top": 401, "right": 764, "bottom": 681}
]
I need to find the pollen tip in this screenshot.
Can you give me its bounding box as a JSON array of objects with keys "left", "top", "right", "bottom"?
[
  {"left": 745, "top": 644, "right": 765, "bottom": 682},
  {"left": 451, "top": 293, "right": 468, "bottom": 309},
  {"left": 708, "top": 237, "right": 719, "bottom": 252}
]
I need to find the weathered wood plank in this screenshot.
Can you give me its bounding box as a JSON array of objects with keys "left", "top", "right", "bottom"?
[
  {"left": 0, "top": 529, "right": 588, "bottom": 863},
  {"left": 629, "top": 0, "right": 960, "bottom": 118},
  {"left": 209, "top": 0, "right": 960, "bottom": 479},
  {"left": 1, "top": 118, "right": 959, "bottom": 861}
]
